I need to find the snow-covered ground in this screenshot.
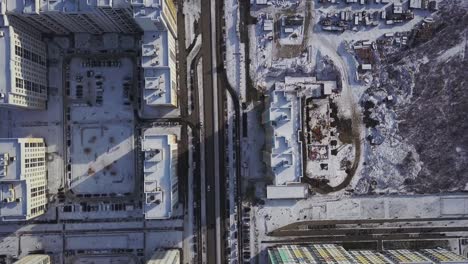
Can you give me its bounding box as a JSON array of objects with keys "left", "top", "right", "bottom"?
[
  {"left": 224, "top": 0, "right": 247, "bottom": 100},
  {"left": 183, "top": 0, "right": 201, "bottom": 49},
  {"left": 242, "top": 1, "right": 467, "bottom": 262},
  {"left": 247, "top": 0, "right": 438, "bottom": 194}
]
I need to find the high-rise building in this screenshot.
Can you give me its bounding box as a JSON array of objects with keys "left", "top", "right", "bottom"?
[
  {"left": 142, "top": 130, "right": 178, "bottom": 219},
  {"left": 3, "top": 0, "right": 140, "bottom": 34},
  {"left": 13, "top": 254, "right": 51, "bottom": 264},
  {"left": 133, "top": 0, "right": 178, "bottom": 107},
  {"left": 0, "top": 138, "right": 47, "bottom": 221},
  {"left": 267, "top": 244, "right": 468, "bottom": 264},
  {"left": 146, "top": 249, "right": 180, "bottom": 264},
  {"left": 384, "top": 249, "right": 434, "bottom": 264},
  {"left": 348, "top": 250, "right": 394, "bottom": 264},
  {"left": 420, "top": 248, "right": 468, "bottom": 263},
  {"left": 0, "top": 17, "right": 48, "bottom": 109},
  {"left": 268, "top": 244, "right": 356, "bottom": 264}
]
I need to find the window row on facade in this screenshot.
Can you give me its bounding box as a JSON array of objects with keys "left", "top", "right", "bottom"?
[
  {"left": 15, "top": 78, "right": 46, "bottom": 94},
  {"left": 14, "top": 45, "right": 46, "bottom": 66}
]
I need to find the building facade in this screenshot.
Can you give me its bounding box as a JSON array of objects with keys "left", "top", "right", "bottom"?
[
  {"left": 146, "top": 249, "right": 180, "bottom": 264},
  {"left": 0, "top": 17, "right": 47, "bottom": 109},
  {"left": 267, "top": 244, "right": 468, "bottom": 264},
  {"left": 0, "top": 138, "right": 47, "bottom": 221},
  {"left": 268, "top": 244, "right": 356, "bottom": 264},
  {"left": 13, "top": 254, "right": 51, "bottom": 264},
  {"left": 4, "top": 0, "right": 140, "bottom": 34}
]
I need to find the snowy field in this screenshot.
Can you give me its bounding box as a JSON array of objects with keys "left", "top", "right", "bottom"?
[{"left": 66, "top": 57, "right": 135, "bottom": 195}]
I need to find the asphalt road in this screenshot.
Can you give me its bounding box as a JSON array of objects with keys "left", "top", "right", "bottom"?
[
  {"left": 199, "top": 0, "right": 228, "bottom": 262},
  {"left": 199, "top": 0, "right": 219, "bottom": 262}
]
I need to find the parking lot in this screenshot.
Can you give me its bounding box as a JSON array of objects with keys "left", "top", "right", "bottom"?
[{"left": 65, "top": 57, "right": 136, "bottom": 197}]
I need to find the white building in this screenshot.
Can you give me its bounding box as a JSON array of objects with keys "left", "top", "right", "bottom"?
[
  {"left": 133, "top": 0, "right": 178, "bottom": 107},
  {"left": 146, "top": 249, "right": 180, "bottom": 264},
  {"left": 0, "top": 138, "right": 47, "bottom": 221},
  {"left": 142, "top": 130, "right": 178, "bottom": 219},
  {"left": 262, "top": 79, "right": 306, "bottom": 199},
  {"left": 0, "top": 18, "right": 47, "bottom": 109},
  {"left": 13, "top": 255, "right": 51, "bottom": 264}
]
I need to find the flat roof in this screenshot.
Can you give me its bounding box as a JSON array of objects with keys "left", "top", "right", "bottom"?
[
  {"left": 0, "top": 138, "right": 21, "bottom": 180},
  {"left": 142, "top": 131, "right": 177, "bottom": 219},
  {"left": 141, "top": 31, "right": 173, "bottom": 105},
  {"left": 266, "top": 185, "right": 308, "bottom": 199},
  {"left": 265, "top": 87, "right": 303, "bottom": 185},
  {"left": 0, "top": 138, "right": 26, "bottom": 220},
  {"left": 144, "top": 68, "right": 172, "bottom": 105}
]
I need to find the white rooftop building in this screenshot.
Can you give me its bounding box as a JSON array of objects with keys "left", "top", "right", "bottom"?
[
  {"left": 0, "top": 138, "right": 47, "bottom": 221},
  {"left": 262, "top": 79, "right": 306, "bottom": 199},
  {"left": 0, "top": 17, "right": 48, "bottom": 109},
  {"left": 133, "top": 0, "right": 178, "bottom": 107},
  {"left": 142, "top": 130, "right": 178, "bottom": 219}
]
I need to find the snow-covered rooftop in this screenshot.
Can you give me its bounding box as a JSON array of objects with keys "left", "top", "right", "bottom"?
[
  {"left": 141, "top": 31, "right": 174, "bottom": 106},
  {"left": 266, "top": 185, "right": 308, "bottom": 199},
  {"left": 142, "top": 131, "right": 177, "bottom": 219},
  {"left": 263, "top": 83, "right": 303, "bottom": 187},
  {"left": 0, "top": 139, "right": 26, "bottom": 220}
]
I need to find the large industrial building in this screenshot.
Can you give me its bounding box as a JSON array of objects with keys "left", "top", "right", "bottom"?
[
  {"left": 0, "top": 138, "right": 47, "bottom": 221},
  {"left": 0, "top": 17, "right": 47, "bottom": 109},
  {"left": 142, "top": 130, "right": 178, "bottom": 219},
  {"left": 267, "top": 244, "right": 468, "bottom": 264},
  {"left": 13, "top": 254, "right": 51, "bottom": 264}
]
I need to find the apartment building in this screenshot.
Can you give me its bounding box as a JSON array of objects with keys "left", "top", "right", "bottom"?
[
  {"left": 4, "top": 0, "right": 140, "bottom": 34},
  {"left": 268, "top": 244, "right": 356, "bottom": 263},
  {"left": 142, "top": 130, "right": 178, "bottom": 219},
  {"left": 13, "top": 254, "right": 51, "bottom": 264},
  {"left": 267, "top": 244, "right": 468, "bottom": 264},
  {"left": 0, "top": 138, "right": 48, "bottom": 221},
  {"left": 133, "top": 0, "right": 178, "bottom": 107},
  {"left": 0, "top": 18, "right": 47, "bottom": 109}
]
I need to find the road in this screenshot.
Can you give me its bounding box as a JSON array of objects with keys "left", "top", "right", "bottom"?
[{"left": 199, "top": 0, "right": 228, "bottom": 263}]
